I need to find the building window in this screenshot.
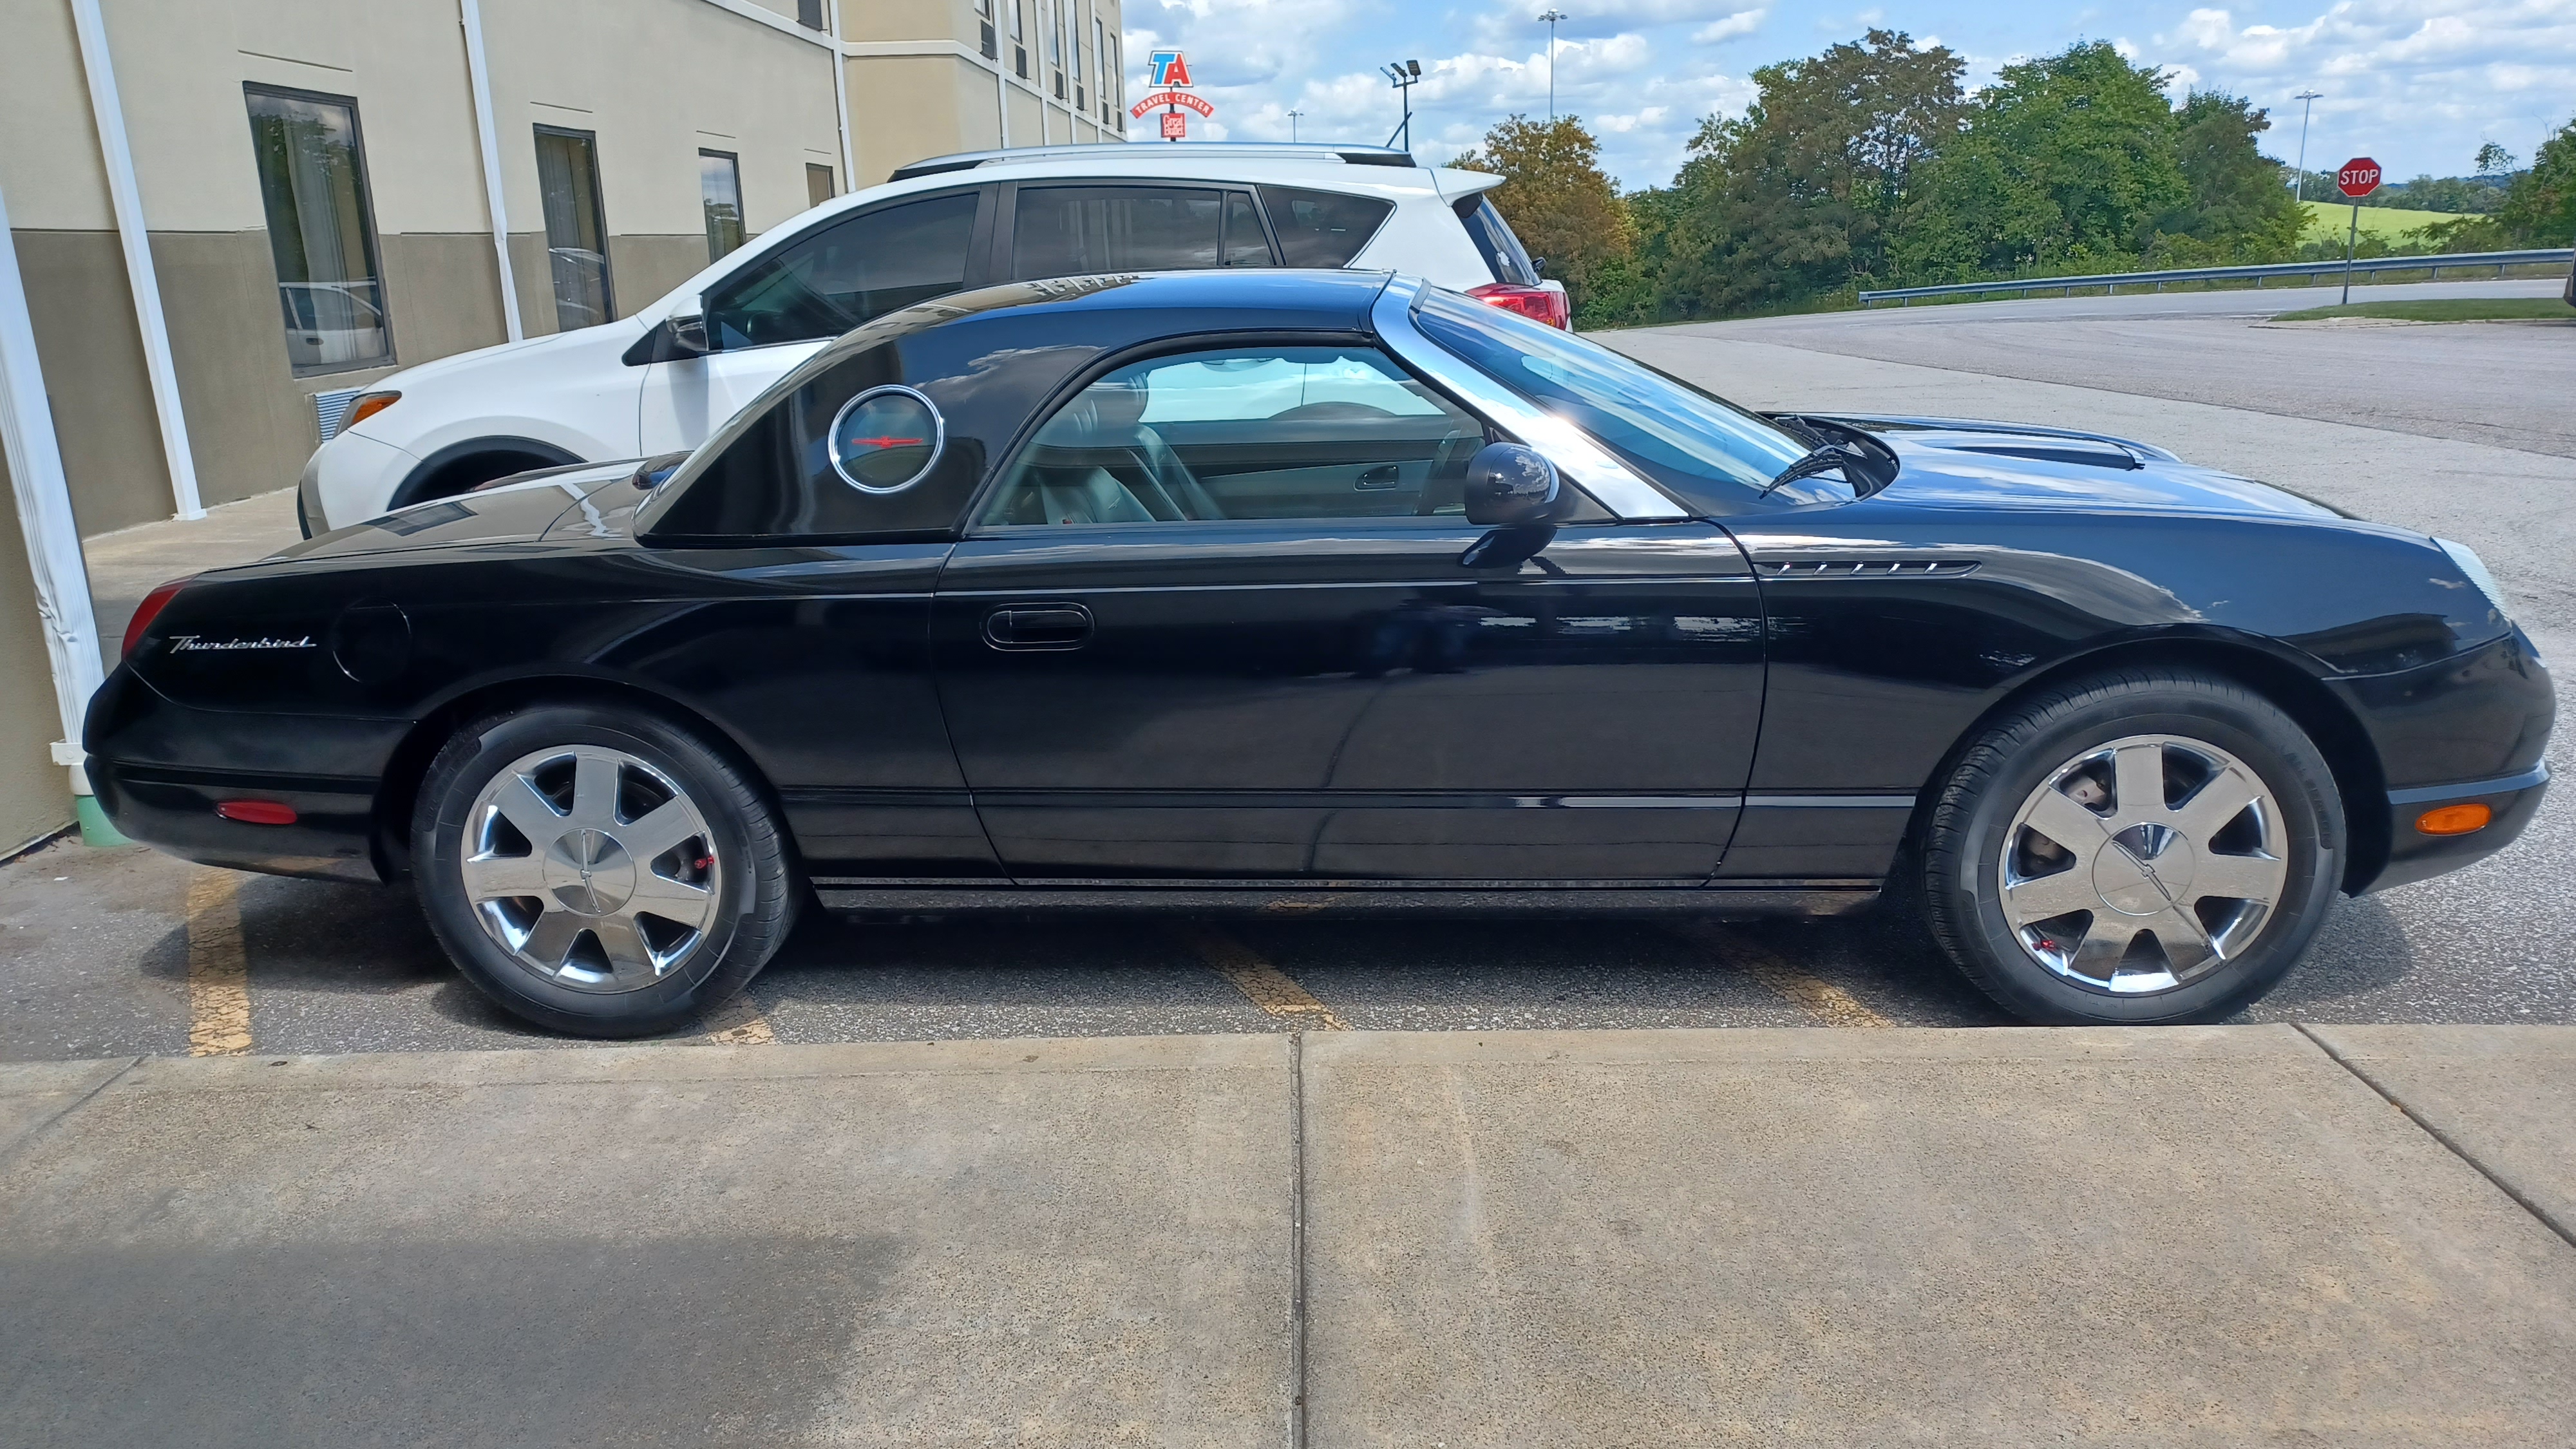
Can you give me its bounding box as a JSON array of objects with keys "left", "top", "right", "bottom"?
[
  {"left": 806, "top": 163, "right": 836, "bottom": 208},
  {"left": 795, "top": 0, "right": 824, "bottom": 29},
  {"left": 699, "top": 150, "right": 744, "bottom": 261},
  {"left": 1011, "top": 0, "right": 1027, "bottom": 79},
  {"left": 977, "top": 0, "right": 997, "bottom": 60},
  {"left": 534, "top": 126, "right": 615, "bottom": 330},
  {"left": 245, "top": 86, "right": 391, "bottom": 374}
]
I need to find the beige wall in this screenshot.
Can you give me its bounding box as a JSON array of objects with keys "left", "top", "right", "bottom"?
[{"left": 0, "top": 474, "right": 71, "bottom": 855}]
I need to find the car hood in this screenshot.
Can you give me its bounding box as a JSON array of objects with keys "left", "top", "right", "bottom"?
[
  {"left": 269, "top": 460, "right": 647, "bottom": 562},
  {"left": 1806, "top": 415, "right": 2344, "bottom": 520}
]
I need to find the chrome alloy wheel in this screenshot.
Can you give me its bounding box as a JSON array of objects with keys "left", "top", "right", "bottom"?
[
  {"left": 460, "top": 745, "right": 723, "bottom": 992},
  {"left": 1998, "top": 734, "right": 2289, "bottom": 995}
]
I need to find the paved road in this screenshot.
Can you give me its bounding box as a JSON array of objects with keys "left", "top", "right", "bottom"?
[{"left": 5, "top": 284, "right": 2567, "bottom": 1056}]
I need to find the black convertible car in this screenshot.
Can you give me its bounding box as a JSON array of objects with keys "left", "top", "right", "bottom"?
[{"left": 90, "top": 270, "right": 2552, "bottom": 1036}]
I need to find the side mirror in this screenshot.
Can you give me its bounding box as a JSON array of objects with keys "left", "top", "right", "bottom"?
[
  {"left": 620, "top": 314, "right": 711, "bottom": 366},
  {"left": 1462, "top": 442, "right": 1563, "bottom": 527}
]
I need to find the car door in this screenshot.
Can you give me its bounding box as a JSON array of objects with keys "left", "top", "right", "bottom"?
[
  {"left": 929, "top": 339, "right": 1766, "bottom": 885},
  {"left": 637, "top": 187, "right": 994, "bottom": 455}
]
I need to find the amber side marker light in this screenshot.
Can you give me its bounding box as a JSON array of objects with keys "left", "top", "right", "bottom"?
[
  {"left": 2415, "top": 802, "right": 2492, "bottom": 837},
  {"left": 343, "top": 390, "right": 400, "bottom": 429},
  {"left": 216, "top": 800, "right": 298, "bottom": 826}
]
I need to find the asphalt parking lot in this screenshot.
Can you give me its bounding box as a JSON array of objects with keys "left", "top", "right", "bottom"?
[{"left": 6, "top": 278, "right": 2569, "bottom": 1058}]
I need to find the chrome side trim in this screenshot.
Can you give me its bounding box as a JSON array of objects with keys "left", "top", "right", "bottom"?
[
  {"left": 1754, "top": 559, "right": 1977, "bottom": 579},
  {"left": 2385, "top": 762, "right": 2550, "bottom": 806},
  {"left": 1371, "top": 274, "right": 1689, "bottom": 523}
]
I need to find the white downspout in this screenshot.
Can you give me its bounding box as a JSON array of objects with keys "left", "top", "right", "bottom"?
[
  {"left": 67, "top": 0, "right": 202, "bottom": 521},
  {"left": 459, "top": 0, "right": 524, "bottom": 343},
  {"left": 0, "top": 179, "right": 108, "bottom": 824},
  {"left": 827, "top": 1, "right": 855, "bottom": 190}
]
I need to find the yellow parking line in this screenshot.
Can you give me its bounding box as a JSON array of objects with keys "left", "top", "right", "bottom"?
[
  {"left": 1174, "top": 923, "right": 1352, "bottom": 1030},
  {"left": 1674, "top": 920, "right": 1893, "bottom": 1028},
  {"left": 184, "top": 869, "right": 254, "bottom": 1056},
  {"left": 699, "top": 992, "right": 777, "bottom": 1045}
]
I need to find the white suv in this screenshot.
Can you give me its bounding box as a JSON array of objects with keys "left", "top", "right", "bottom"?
[{"left": 297, "top": 143, "right": 1561, "bottom": 534}]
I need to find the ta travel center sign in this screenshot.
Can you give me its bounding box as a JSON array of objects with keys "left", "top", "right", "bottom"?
[{"left": 1133, "top": 49, "right": 1213, "bottom": 140}]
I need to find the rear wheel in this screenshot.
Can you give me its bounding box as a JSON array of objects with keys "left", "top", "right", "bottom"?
[
  {"left": 1922, "top": 668, "right": 2342, "bottom": 1024},
  {"left": 412, "top": 705, "right": 797, "bottom": 1037}
]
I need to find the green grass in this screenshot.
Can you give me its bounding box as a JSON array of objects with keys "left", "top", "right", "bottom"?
[
  {"left": 2297, "top": 198, "right": 2464, "bottom": 243},
  {"left": 2268, "top": 297, "right": 2574, "bottom": 323}
]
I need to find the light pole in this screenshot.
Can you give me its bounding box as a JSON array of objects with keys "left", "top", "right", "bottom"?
[
  {"left": 2291, "top": 90, "right": 2322, "bottom": 202},
  {"left": 1288, "top": 108, "right": 1303, "bottom": 142},
  {"left": 1383, "top": 59, "right": 1419, "bottom": 150},
  {"left": 1539, "top": 9, "right": 1567, "bottom": 121}
]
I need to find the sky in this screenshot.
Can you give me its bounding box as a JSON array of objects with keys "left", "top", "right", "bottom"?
[{"left": 1116, "top": 0, "right": 2576, "bottom": 191}]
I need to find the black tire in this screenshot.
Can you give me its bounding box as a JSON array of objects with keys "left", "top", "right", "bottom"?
[
  {"left": 1922, "top": 668, "right": 2342, "bottom": 1024},
  {"left": 412, "top": 704, "right": 798, "bottom": 1037}
]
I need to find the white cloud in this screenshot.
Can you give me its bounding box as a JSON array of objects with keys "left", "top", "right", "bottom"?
[{"left": 1691, "top": 8, "right": 1768, "bottom": 45}]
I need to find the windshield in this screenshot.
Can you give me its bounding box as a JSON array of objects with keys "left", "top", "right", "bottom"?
[{"left": 1414, "top": 288, "right": 1823, "bottom": 511}]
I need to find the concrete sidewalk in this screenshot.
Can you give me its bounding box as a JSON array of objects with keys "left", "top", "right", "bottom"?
[{"left": 3, "top": 1025, "right": 2572, "bottom": 1446}]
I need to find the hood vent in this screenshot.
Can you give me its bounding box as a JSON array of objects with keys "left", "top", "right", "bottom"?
[
  {"left": 1756, "top": 559, "right": 1977, "bottom": 579},
  {"left": 1950, "top": 442, "right": 2141, "bottom": 471}
]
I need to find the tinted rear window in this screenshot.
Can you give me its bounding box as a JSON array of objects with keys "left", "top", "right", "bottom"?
[
  {"left": 1011, "top": 185, "right": 1273, "bottom": 278},
  {"left": 1260, "top": 186, "right": 1395, "bottom": 267},
  {"left": 1452, "top": 195, "right": 1540, "bottom": 285}
]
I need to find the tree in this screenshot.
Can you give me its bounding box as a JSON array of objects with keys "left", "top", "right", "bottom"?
[
  {"left": 1659, "top": 28, "right": 1965, "bottom": 314},
  {"left": 2494, "top": 117, "right": 2576, "bottom": 245},
  {"left": 1898, "top": 42, "right": 2188, "bottom": 280},
  {"left": 2159, "top": 90, "right": 2303, "bottom": 260},
  {"left": 1450, "top": 116, "right": 1635, "bottom": 319},
  {"left": 2475, "top": 141, "right": 2517, "bottom": 178}
]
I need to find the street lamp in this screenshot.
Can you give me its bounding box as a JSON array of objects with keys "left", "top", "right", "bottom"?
[
  {"left": 1383, "top": 59, "right": 1419, "bottom": 151},
  {"left": 1539, "top": 9, "right": 1567, "bottom": 122},
  {"left": 1287, "top": 108, "right": 1303, "bottom": 142},
  {"left": 2291, "top": 90, "right": 2323, "bottom": 202}
]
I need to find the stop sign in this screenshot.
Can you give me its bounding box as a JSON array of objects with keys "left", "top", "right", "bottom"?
[{"left": 2336, "top": 157, "right": 2382, "bottom": 199}]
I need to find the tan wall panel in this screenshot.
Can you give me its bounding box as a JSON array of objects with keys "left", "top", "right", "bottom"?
[
  {"left": 482, "top": 0, "right": 841, "bottom": 242},
  {"left": 846, "top": 0, "right": 971, "bottom": 44},
  {"left": 1005, "top": 87, "right": 1046, "bottom": 149},
  {"left": 606, "top": 235, "right": 722, "bottom": 317},
  {"left": 846, "top": 55, "right": 1010, "bottom": 182},
  {"left": 506, "top": 231, "right": 558, "bottom": 336},
  {"left": 378, "top": 232, "right": 508, "bottom": 366},
  {"left": 149, "top": 231, "right": 315, "bottom": 515},
  {"left": 0, "top": 0, "right": 114, "bottom": 230},
  {"left": 11, "top": 229, "right": 173, "bottom": 537},
  {"left": 0, "top": 476, "right": 73, "bottom": 854}
]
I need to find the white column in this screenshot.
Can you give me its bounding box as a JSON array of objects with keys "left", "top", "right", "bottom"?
[
  {"left": 828, "top": 1, "right": 856, "bottom": 189},
  {"left": 459, "top": 0, "right": 524, "bottom": 342},
  {"left": 67, "top": 0, "right": 202, "bottom": 521},
  {"left": 0, "top": 179, "right": 106, "bottom": 802}
]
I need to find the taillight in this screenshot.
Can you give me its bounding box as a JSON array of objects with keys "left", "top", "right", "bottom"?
[
  {"left": 123, "top": 575, "right": 196, "bottom": 659},
  {"left": 1467, "top": 281, "right": 1571, "bottom": 330}
]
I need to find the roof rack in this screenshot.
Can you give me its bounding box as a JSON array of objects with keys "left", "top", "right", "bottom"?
[{"left": 887, "top": 142, "right": 1419, "bottom": 184}]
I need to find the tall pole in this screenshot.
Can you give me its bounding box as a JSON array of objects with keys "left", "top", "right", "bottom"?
[
  {"left": 2342, "top": 200, "right": 2360, "bottom": 305},
  {"left": 2291, "top": 90, "right": 2322, "bottom": 202},
  {"left": 1287, "top": 108, "right": 1302, "bottom": 142},
  {"left": 1539, "top": 9, "right": 1567, "bottom": 121}
]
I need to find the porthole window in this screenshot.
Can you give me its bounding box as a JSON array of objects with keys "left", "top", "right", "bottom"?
[{"left": 829, "top": 386, "right": 944, "bottom": 493}]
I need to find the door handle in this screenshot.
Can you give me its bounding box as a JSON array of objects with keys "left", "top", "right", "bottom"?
[
  {"left": 983, "top": 603, "right": 1093, "bottom": 650},
  {"left": 1355, "top": 463, "right": 1400, "bottom": 491}
]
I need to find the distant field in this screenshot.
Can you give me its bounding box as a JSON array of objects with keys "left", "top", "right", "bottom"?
[
  {"left": 2297, "top": 198, "right": 2464, "bottom": 243},
  {"left": 2269, "top": 298, "right": 2572, "bottom": 323}
]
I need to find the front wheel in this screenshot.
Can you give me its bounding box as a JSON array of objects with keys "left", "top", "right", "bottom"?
[
  {"left": 412, "top": 705, "right": 799, "bottom": 1037},
  {"left": 1922, "top": 668, "right": 2344, "bottom": 1024}
]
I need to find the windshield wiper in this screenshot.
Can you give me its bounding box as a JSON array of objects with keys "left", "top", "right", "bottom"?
[{"left": 1758, "top": 444, "right": 1861, "bottom": 497}]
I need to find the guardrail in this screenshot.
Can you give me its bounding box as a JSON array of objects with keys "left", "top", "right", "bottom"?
[{"left": 1857, "top": 249, "right": 2575, "bottom": 307}]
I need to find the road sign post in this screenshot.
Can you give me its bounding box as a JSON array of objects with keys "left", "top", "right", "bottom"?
[{"left": 2336, "top": 157, "right": 2382, "bottom": 306}]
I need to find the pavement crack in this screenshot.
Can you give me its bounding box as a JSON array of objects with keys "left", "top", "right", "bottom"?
[
  {"left": 1288, "top": 1029, "right": 1310, "bottom": 1449},
  {"left": 2293, "top": 1021, "right": 2576, "bottom": 1255},
  {"left": 0, "top": 1056, "right": 142, "bottom": 1171}
]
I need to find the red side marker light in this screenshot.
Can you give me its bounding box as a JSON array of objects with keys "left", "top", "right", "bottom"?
[
  {"left": 216, "top": 800, "right": 298, "bottom": 826},
  {"left": 2415, "top": 802, "right": 2491, "bottom": 837},
  {"left": 123, "top": 575, "right": 198, "bottom": 659},
  {"left": 1466, "top": 281, "right": 1572, "bottom": 330}
]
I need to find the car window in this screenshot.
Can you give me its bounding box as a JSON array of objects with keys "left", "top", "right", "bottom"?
[
  {"left": 1262, "top": 186, "right": 1395, "bottom": 267},
  {"left": 704, "top": 191, "right": 980, "bottom": 350},
  {"left": 980, "top": 345, "right": 1517, "bottom": 527},
  {"left": 1452, "top": 195, "right": 1540, "bottom": 285},
  {"left": 1011, "top": 185, "right": 1274, "bottom": 278},
  {"left": 1414, "top": 287, "right": 1817, "bottom": 509}
]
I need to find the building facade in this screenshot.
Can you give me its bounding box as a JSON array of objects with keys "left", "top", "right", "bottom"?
[{"left": 0, "top": 0, "right": 1127, "bottom": 855}]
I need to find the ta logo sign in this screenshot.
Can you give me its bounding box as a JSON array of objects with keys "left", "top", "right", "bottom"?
[{"left": 1147, "top": 49, "right": 1192, "bottom": 87}]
